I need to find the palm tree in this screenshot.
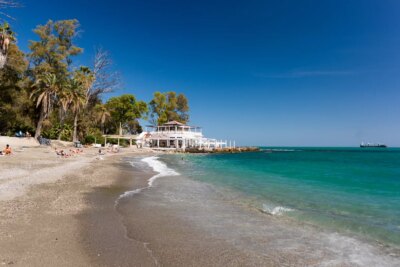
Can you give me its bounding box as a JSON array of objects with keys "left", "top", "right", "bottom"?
[
  {"left": 68, "top": 79, "right": 87, "bottom": 142},
  {"left": 69, "top": 67, "right": 93, "bottom": 142},
  {"left": 94, "top": 104, "right": 111, "bottom": 134},
  {"left": 31, "top": 73, "right": 60, "bottom": 139},
  {"left": 56, "top": 79, "right": 75, "bottom": 140}
]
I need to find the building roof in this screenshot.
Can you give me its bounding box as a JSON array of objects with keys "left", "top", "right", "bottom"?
[
  {"left": 145, "top": 121, "right": 202, "bottom": 129},
  {"left": 162, "top": 120, "right": 185, "bottom": 126}
]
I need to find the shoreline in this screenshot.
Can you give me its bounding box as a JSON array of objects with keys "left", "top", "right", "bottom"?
[
  {"left": 1, "top": 148, "right": 399, "bottom": 266},
  {"left": 77, "top": 153, "right": 160, "bottom": 266},
  {"left": 112, "top": 155, "right": 400, "bottom": 266}
]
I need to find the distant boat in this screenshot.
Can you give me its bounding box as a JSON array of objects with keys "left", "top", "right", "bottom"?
[{"left": 360, "top": 142, "right": 387, "bottom": 148}]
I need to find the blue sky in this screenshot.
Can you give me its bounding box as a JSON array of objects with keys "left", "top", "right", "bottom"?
[{"left": 8, "top": 0, "right": 400, "bottom": 146}]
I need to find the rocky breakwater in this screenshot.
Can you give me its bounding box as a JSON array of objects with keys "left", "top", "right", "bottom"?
[{"left": 185, "top": 147, "right": 260, "bottom": 154}]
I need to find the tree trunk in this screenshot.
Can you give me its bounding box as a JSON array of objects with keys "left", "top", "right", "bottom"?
[
  {"left": 73, "top": 112, "right": 78, "bottom": 142},
  {"left": 34, "top": 106, "right": 46, "bottom": 140},
  {"left": 58, "top": 111, "right": 65, "bottom": 140},
  {"left": 58, "top": 121, "right": 63, "bottom": 140}
]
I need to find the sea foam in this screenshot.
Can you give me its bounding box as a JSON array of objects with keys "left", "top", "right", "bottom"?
[
  {"left": 262, "top": 203, "right": 294, "bottom": 216},
  {"left": 117, "top": 156, "right": 180, "bottom": 202},
  {"left": 142, "top": 156, "right": 180, "bottom": 187}
]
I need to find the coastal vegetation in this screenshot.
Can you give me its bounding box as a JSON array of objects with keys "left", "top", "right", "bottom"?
[
  {"left": 0, "top": 18, "right": 190, "bottom": 143},
  {"left": 149, "top": 91, "right": 189, "bottom": 125}
]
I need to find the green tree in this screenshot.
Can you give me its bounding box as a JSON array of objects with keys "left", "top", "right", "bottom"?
[
  {"left": 28, "top": 19, "right": 83, "bottom": 138},
  {"left": 94, "top": 103, "right": 111, "bottom": 134},
  {"left": 68, "top": 79, "right": 86, "bottom": 142},
  {"left": 0, "top": 21, "right": 17, "bottom": 56},
  {"left": 57, "top": 80, "right": 73, "bottom": 140},
  {"left": 0, "top": 24, "right": 31, "bottom": 135},
  {"left": 105, "top": 94, "right": 147, "bottom": 134},
  {"left": 28, "top": 19, "right": 82, "bottom": 77},
  {"left": 149, "top": 91, "right": 189, "bottom": 125},
  {"left": 69, "top": 67, "right": 93, "bottom": 142},
  {"left": 148, "top": 91, "right": 167, "bottom": 125},
  {"left": 176, "top": 93, "right": 189, "bottom": 122},
  {"left": 30, "top": 73, "right": 60, "bottom": 139}
]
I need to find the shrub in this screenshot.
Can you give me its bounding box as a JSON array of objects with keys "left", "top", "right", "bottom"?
[{"left": 83, "top": 135, "right": 96, "bottom": 145}]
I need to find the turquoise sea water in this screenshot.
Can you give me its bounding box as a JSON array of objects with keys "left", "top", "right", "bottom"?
[{"left": 160, "top": 147, "right": 400, "bottom": 247}]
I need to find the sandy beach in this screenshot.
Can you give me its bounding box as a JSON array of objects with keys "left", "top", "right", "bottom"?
[
  {"left": 0, "top": 145, "right": 276, "bottom": 266},
  {"left": 1, "top": 140, "right": 399, "bottom": 266},
  {"left": 0, "top": 140, "right": 157, "bottom": 266}
]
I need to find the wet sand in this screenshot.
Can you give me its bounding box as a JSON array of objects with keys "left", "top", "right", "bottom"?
[{"left": 77, "top": 155, "right": 159, "bottom": 266}]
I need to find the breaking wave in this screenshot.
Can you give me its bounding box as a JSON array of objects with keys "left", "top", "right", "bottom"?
[
  {"left": 116, "top": 156, "right": 180, "bottom": 203},
  {"left": 261, "top": 204, "right": 294, "bottom": 216}
]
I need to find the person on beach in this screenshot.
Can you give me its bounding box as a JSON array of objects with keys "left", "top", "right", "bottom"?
[
  {"left": 54, "top": 148, "right": 71, "bottom": 158},
  {"left": 55, "top": 148, "right": 62, "bottom": 156},
  {"left": 111, "top": 145, "right": 119, "bottom": 153},
  {"left": 60, "top": 150, "right": 70, "bottom": 158},
  {"left": 4, "top": 144, "right": 12, "bottom": 155},
  {"left": 55, "top": 148, "right": 63, "bottom": 157}
]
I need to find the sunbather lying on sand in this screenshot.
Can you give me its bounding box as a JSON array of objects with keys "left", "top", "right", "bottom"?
[
  {"left": 3, "top": 144, "right": 12, "bottom": 155},
  {"left": 55, "top": 148, "right": 72, "bottom": 158},
  {"left": 70, "top": 149, "right": 84, "bottom": 154}
]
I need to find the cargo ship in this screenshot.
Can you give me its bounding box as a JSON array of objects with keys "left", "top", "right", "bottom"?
[{"left": 360, "top": 142, "right": 387, "bottom": 148}]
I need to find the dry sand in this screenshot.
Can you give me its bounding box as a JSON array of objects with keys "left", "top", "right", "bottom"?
[{"left": 0, "top": 136, "right": 39, "bottom": 149}]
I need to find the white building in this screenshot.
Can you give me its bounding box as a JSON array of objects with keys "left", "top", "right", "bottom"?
[{"left": 136, "top": 121, "right": 228, "bottom": 151}]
